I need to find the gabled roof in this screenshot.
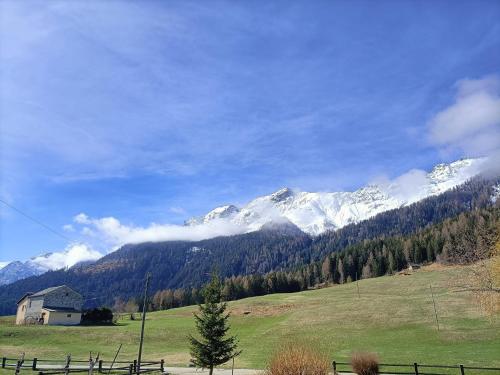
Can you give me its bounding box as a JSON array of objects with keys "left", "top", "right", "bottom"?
[
  {"left": 16, "top": 293, "right": 33, "bottom": 305},
  {"left": 31, "top": 285, "right": 68, "bottom": 297},
  {"left": 17, "top": 285, "right": 82, "bottom": 305}
]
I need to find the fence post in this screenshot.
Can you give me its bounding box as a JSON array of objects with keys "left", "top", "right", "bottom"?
[
  {"left": 15, "top": 353, "right": 25, "bottom": 375},
  {"left": 133, "top": 360, "right": 137, "bottom": 373},
  {"left": 32, "top": 358, "right": 38, "bottom": 370},
  {"left": 160, "top": 359, "right": 164, "bottom": 373},
  {"left": 414, "top": 362, "right": 419, "bottom": 375},
  {"left": 460, "top": 365, "right": 465, "bottom": 375},
  {"left": 64, "top": 355, "right": 71, "bottom": 375},
  {"left": 128, "top": 364, "right": 133, "bottom": 375},
  {"left": 332, "top": 361, "right": 337, "bottom": 374},
  {"left": 98, "top": 360, "right": 103, "bottom": 373},
  {"left": 2, "top": 357, "right": 6, "bottom": 369}
]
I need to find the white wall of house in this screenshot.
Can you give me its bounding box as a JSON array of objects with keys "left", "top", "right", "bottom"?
[{"left": 42, "top": 309, "right": 82, "bottom": 325}]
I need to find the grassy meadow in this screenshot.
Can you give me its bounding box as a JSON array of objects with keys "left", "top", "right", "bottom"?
[{"left": 1, "top": 264, "right": 499, "bottom": 369}]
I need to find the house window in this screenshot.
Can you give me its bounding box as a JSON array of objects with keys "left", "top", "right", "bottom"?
[{"left": 67, "top": 314, "right": 72, "bottom": 318}]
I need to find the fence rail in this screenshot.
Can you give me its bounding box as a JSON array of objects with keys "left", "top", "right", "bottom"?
[
  {"left": 332, "top": 360, "right": 500, "bottom": 375},
  {"left": 1, "top": 356, "right": 165, "bottom": 375}
]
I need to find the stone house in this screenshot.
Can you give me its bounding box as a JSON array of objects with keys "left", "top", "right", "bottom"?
[{"left": 16, "top": 285, "right": 83, "bottom": 325}]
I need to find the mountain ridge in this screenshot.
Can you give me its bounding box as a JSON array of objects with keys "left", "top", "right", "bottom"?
[{"left": 186, "top": 158, "right": 486, "bottom": 235}]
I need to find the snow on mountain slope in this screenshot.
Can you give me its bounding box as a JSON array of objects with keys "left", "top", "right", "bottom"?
[
  {"left": 185, "top": 205, "right": 240, "bottom": 226},
  {"left": 186, "top": 158, "right": 487, "bottom": 235},
  {"left": 0, "top": 259, "right": 48, "bottom": 286}
]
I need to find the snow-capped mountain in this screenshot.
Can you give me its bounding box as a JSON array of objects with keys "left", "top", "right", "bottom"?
[
  {"left": 0, "top": 245, "right": 101, "bottom": 286},
  {"left": 186, "top": 158, "right": 487, "bottom": 235},
  {"left": 0, "top": 259, "right": 49, "bottom": 286}
]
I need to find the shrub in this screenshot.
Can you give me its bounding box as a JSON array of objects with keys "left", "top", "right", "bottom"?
[
  {"left": 264, "top": 344, "right": 329, "bottom": 375},
  {"left": 351, "top": 352, "right": 379, "bottom": 375},
  {"left": 81, "top": 307, "right": 114, "bottom": 325}
]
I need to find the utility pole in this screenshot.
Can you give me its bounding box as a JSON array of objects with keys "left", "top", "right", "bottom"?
[
  {"left": 137, "top": 273, "right": 151, "bottom": 374},
  {"left": 429, "top": 284, "right": 440, "bottom": 331}
]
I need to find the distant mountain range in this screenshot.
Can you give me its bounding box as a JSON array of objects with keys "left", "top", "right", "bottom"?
[
  {"left": 0, "top": 158, "right": 489, "bottom": 287},
  {"left": 186, "top": 158, "right": 486, "bottom": 234}
]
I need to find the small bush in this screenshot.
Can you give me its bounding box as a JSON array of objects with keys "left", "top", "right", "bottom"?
[
  {"left": 264, "top": 344, "right": 329, "bottom": 375},
  {"left": 81, "top": 307, "right": 114, "bottom": 325},
  {"left": 351, "top": 352, "right": 379, "bottom": 375}
]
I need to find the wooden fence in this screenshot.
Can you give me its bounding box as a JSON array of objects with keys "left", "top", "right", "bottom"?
[
  {"left": 1, "top": 355, "right": 165, "bottom": 375},
  {"left": 332, "top": 360, "right": 500, "bottom": 375}
]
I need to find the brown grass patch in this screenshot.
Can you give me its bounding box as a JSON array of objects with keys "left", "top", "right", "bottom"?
[
  {"left": 351, "top": 352, "right": 379, "bottom": 375},
  {"left": 264, "top": 344, "right": 329, "bottom": 375}
]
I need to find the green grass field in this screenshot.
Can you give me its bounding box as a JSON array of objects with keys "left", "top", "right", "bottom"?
[{"left": 1, "top": 265, "right": 499, "bottom": 370}]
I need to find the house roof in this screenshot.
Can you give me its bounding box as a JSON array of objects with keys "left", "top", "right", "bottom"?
[
  {"left": 17, "top": 285, "right": 82, "bottom": 305},
  {"left": 31, "top": 285, "right": 68, "bottom": 297},
  {"left": 16, "top": 292, "right": 33, "bottom": 305}
]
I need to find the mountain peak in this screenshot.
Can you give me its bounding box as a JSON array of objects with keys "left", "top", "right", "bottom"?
[
  {"left": 183, "top": 158, "right": 485, "bottom": 235},
  {"left": 186, "top": 204, "right": 240, "bottom": 226},
  {"left": 270, "top": 187, "right": 294, "bottom": 202}
]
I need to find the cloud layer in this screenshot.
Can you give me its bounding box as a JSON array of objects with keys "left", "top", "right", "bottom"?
[
  {"left": 428, "top": 75, "right": 500, "bottom": 157},
  {"left": 73, "top": 213, "right": 247, "bottom": 248},
  {"left": 31, "top": 243, "right": 103, "bottom": 270}
]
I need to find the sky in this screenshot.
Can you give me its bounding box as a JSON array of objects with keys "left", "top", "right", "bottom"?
[{"left": 1, "top": 0, "right": 499, "bottom": 266}]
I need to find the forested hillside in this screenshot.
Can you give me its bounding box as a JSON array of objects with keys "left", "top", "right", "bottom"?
[
  {"left": 0, "top": 177, "right": 498, "bottom": 315},
  {"left": 148, "top": 205, "right": 499, "bottom": 309}
]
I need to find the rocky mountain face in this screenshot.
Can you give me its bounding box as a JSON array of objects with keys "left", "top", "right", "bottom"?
[{"left": 186, "top": 158, "right": 486, "bottom": 235}]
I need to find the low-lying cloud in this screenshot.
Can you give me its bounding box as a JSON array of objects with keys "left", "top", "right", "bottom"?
[
  {"left": 72, "top": 214, "right": 248, "bottom": 248},
  {"left": 31, "top": 243, "right": 103, "bottom": 270}
]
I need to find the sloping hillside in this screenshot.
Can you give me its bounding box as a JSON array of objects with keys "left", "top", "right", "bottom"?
[{"left": 1, "top": 265, "right": 499, "bottom": 368}]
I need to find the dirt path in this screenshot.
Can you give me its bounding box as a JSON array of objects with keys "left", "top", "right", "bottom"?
[
  {"left": 164, "top": 368, "right": 354, "bottom": 375},
  {"left": 164, "top": 367, "right": 260, "bottom": 375}
]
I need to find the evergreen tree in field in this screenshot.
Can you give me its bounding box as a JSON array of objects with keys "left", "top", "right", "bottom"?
[{"left": 189, "top": 271, "right": 241, "bottom": 375}]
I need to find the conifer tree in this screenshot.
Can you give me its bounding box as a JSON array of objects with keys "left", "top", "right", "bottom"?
[{"left": 189, "top": 271, "right": 241, "bottom": 375}]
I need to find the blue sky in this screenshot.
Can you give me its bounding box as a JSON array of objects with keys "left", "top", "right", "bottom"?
[{"left": 1, "top": 0, "right": 499, "bottom": 263}]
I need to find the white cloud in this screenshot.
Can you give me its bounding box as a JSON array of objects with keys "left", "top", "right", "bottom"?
[
  {"left": 74, "top": 213, "right": 91, "bottom": 224},
  {"left": 31, "top": 243, "right": 103, "bottom": 270},
  {"left": 428, "top": 75, "right": 500, "bottom": 157},
  {"left": 372, "top": 168, "right": 429, "bottom": 202},
  {"left": 62, "top": 224, "right": 74, "bottom": 232},
  {"left": 73, "top": 214, "right": 247, "bottom": 247}
]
